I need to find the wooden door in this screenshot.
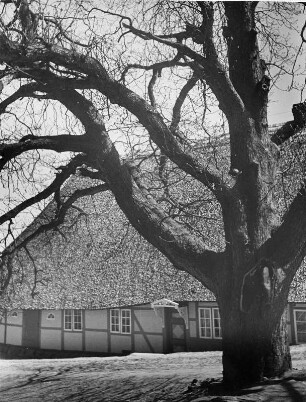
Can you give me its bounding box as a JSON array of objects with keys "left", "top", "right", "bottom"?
[
  {"left": 170, "top": 311, "right": 186, "bottom": 352},
  {"left": 23, "top": 310, "right": 40, "bottom": 348}
]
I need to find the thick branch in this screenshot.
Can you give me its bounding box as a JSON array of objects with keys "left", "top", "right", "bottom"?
[
  {"left": 271, "top": 102, "right": 306, "bottom": 145},
  {"left": 40, "top": 81, "right": 229, "bottom": 195},
  {"left": 0, "top": 31, "right": 234, "bottom": 193},
  {"left": 0, "top": 82, "right": 37, "bottom": 113},
  {"left": 123, "top": 22, "right": 245, "bottom": 118},
  {"left": 108, "top": 84, "right": 231, "bottom": 193},
  {"left": 0, "top": 181, "right": 109, "bottom": 297},
  {"left": 262, "top": 185, "right": 306, "bottom": 283},
  {"left": 0, "top": 154, "right": 88, "bottom": 225},
  {"left": 49, "top": 89, "right": 223, "bottom": 289},
  {"left": 120, "top": 55, "right": 186, "bottom": 82},
  {"left": 4, "top": 183, "right": 109, "bottom": 257},
  {"left": 148, "top": 69, "right": 158, "bottom": 108},
  {"left": 0, "top": 30, "right": 225, "bottom": 286},
  {"left": 223, "top": 2, "right": 265, "bottom": 116},
  {"left": 171, "top": 73, "right": 198, "bottom": 132},
  {"left": 0, "top": 75, "right": 96, "bottom": 117},
  {"left": 0, "top": 135, "right": 93, "bottom": 170}
]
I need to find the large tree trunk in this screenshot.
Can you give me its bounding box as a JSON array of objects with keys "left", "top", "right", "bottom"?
[
  {"left": 219, "top": 296, "right": 291, "bottom": 387},
  {"left": 264, "top": 310, "right": 292, "bottom": 378}
]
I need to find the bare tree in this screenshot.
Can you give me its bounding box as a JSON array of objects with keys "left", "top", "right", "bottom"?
[{"left": 0, "top": 0, "right": 306, "bottom": 386}]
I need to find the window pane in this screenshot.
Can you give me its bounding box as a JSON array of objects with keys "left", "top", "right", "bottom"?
[
  {"left": 111, "top": 309, "right": 120, "bottom": 332},
  {"left": 200, "top": 309, "right": 210, "bottom": 319},
  {"left": 199, "top": 308, "right": 211, "bottom": 338},
  {"left": 298, "top": 332, "right": 306, "bottom": 343},
  {"left": 205, "top": 310, "right": 210, "bottom": 318},
  {"left": 200, "top": 325, "right": 211, "bottom": 338},
  {"left": 297, "top": 322, "right": 306, "bottom": 332},
  {"left": 296, "top": 311, "right": 306, "bottom": 321},
  {"left": 295, "top": 310, "right": 306, "bottom": 343},
  {"left": 74, "top": 310, "right": 82, "bottom": 330},
  {"left": 65, "top": 310, "right": 72, "bottom": 330},
  {"left": 213, "top": 308, "right": 222, "bottom": 339},
  {"left": 121, "top": 310, "right": 131, "bottom": 334},
  {"left": 214, "top": 328, "right": 221, "bottom": 338}
]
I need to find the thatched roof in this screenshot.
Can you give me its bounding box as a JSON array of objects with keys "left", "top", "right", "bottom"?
[
  {"left": 3, "top": 128, "right": 306, "bottom": 309},
  {"left": 3, "top": 176, "right": 214, "bottom": 310}
]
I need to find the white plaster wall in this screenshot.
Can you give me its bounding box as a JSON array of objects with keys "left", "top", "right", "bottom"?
[
  {"left": 40, "top": 329, "right": 62, "bottom": 350},
  {"left": 6, "top": 310, "right": 23, "bottom": 326},
  {"left": 85, "top": 310, "right": 108, "bottom": 330},
  {"left": 134, "top": 310, "right": 163, "bottom": 333},
  {"left": 189, "top": 321, "right": 197, "bottom": 338},
  {"left": 41, "top": 310, "right": 62, "bottom": 328},
  {"left": 110, "top": 334, "right": 131, "bottom": 353},
  {"left": 85, "top": 331, "right": 108, "bottom": 352},
  {"left": 0, "top": 324, "right": 5, "bottom": 343},
  {"left": 136, "top": 304, "right": 151, "bottom": 309},
  {"left": 64, "top": 332, "right": 83, "bottom": 351},
  {"left": 198, "top": 302, "right": 217, "bottom": 307},
  {"left": 188, "top": 302, "right": 196, "bottom": 319},
  {"left": 6, "top": 326, "right": 22, "bottom": 346},
  {"left": 134, "top": 333, "right": 163, "bottom": 353}
]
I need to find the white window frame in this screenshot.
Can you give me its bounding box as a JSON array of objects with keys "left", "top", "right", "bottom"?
[
  {"left": 110, "top": 309, "right": 120, "bottom": 333},
  {"left": 110, "top": 309, "right": 131, "bottom": 334},
  {"left": 64, "top": 309, "right": 82, "bottom": 331},
  {"left": 294, "top": 309, "right": 306, "bottom": 344},
  {"left": 199, "top": 307, "right": 222, "bottom": 339},
  {"left": 199, "top": 307, "right": 212, "bottom": 339},
  {"left": 121, "top": 309, "right": 131, "bottom": 334},
  {"left": 212, "top": 308, "right": 222, "bottom": 339}
]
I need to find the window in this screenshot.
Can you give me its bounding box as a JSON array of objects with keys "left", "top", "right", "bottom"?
[
  {"left": 73, "top": 310, "right": 82, "bottom": 330},
  {"left": 212, "top": 308, "right": 222, "bottom": 339},
  {"left": 64, "top": 309, "right": 82, "bottom": 331},
  {"left": 121, "top": 310, "right": 131, "bottom": 334},
  {"left": 111, "top": 309, "right": 120, "bottom": 332},
  {"left": 199, "top": 307, "right": 222, "bottom": 339},
  {"left": 295, "top": 310, "right": 306, "bottom": 343},
  {"left": 199, "top": 308, "right": 212, "bottom": 338},
  {"left": 110, "top": 309, "right": 131, "bottom": 334},
  {"left": 65, "top": 309, "right": 72, "bottom": 330}
]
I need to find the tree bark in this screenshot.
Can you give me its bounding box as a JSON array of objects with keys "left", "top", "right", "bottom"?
[
  {"left": 220, "top": 298, "right": 291, "bottom": 387},
  {"left": 264, "top": 311, "right": 292, "bottom": 378}
]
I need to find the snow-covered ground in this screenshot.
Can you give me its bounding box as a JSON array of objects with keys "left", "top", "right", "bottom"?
[{"left": 0, "top": 346, "right": 306, "bottom": 401}]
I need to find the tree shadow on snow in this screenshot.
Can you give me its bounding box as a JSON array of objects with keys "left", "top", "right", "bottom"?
[{"left": 181, "top": 372, "right": 306, "bottom": 401}]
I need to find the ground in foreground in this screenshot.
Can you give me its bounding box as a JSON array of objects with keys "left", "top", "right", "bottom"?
[{"left": 0, "top": 346, "right": 306, "bottom": 401}]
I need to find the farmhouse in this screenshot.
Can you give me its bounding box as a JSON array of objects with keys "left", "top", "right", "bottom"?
[
  {"left": 1, "top": 176, "right": 306, "bottom": 357},
  {"left": 1, "top": 299, "right": 306, "bottom": 357}
]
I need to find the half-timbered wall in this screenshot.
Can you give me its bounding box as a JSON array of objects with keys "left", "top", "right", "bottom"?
[
  {"left": 290, "top": 303, "right": 306, "bottom": 345},
  {"left": 1, "top": 304, "right": 165, "bottom": 354},
  {"left": 40, "top": 310, "right": 62, "bottom": 350},
  {"left": 1, "top": 310, "right": 23, "bottom": 346},
  {"left": 1, "top": 301, "right": 304, "bottom": 355}
]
